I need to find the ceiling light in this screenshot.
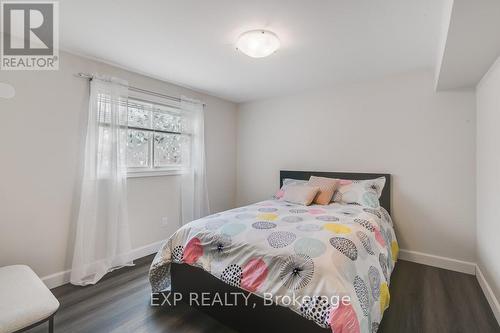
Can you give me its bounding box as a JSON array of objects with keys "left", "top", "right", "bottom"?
[{"left": 236, "top": 30, "right": 280, "bottom": 58}]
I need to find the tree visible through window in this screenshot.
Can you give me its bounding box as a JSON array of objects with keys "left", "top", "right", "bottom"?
[
  {"left": 99, "top": 96, "right": 190, "bottom": 175},
  {"left": 127, "top": 99, "right": 190, "bottom": 173}
]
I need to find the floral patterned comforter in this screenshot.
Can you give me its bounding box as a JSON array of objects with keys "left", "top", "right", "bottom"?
[{"left": 149, "top": 199, "right": 398, "bottom": 333}]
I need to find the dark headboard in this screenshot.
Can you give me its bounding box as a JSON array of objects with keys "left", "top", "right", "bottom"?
[{"left": 280, "top": 170, "right": 391, "bottom": 214}]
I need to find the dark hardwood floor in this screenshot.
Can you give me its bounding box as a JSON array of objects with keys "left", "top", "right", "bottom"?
[
  {"left": 28, "top": 256, "right": 499, "bottom": 333},
  {"left": 379, "top": 260, "right": 499, "bottom": 333}
]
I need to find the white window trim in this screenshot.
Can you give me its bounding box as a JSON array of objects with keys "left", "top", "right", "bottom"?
[{"left": 127, "top": 168, "right": 187, "bottom": 178}]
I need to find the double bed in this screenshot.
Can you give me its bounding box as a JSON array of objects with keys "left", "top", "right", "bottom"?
[{"left": 149, "top": 171, "right": 398, "bottom": 333}]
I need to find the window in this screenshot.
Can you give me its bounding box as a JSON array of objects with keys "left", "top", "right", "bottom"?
[
  {"left": 98, "top": 96, "right": 191, "bottom": 177},
  {"left": 126, "top": 99, "right": 190, "bottom": 176}
]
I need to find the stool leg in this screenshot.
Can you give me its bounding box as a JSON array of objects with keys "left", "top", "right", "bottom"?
[{"left": 48, "top": 317, "right": 54, "bottom": 333}]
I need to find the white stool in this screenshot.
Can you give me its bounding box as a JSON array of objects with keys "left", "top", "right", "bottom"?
[{"left": 0, "top": 265, "right": 60, "bottom": 333}]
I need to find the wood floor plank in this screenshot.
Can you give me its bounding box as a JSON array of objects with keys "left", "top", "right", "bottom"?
[{"left": 26, "top": 256, "right": 499, "bottom": 333}]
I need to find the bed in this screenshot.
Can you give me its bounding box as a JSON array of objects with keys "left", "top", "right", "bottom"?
[{"left": 149, "top": 171, "right": 397, "bottom": 333}]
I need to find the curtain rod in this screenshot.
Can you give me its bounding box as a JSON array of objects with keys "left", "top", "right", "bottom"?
[{"left": 75, "top": 72, "right": 206, "bottom": 107}]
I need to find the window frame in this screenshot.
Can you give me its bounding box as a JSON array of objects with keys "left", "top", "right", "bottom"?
[{"left": 124, "top": 97, "right": 190, "bottom": 178}]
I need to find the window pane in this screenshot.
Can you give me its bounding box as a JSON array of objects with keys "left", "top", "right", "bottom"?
[
  {"left": 128, "top": 104, "right": 152, "bottom": 129},
  {"left": 153, "top": 110, "right": 186, "bottom": 133},
  {"left": 154, "top": 133, "right": 186, "bottom": 167},
  {"left": 127, "top": 129, "right": 151, "bottom": 168}
]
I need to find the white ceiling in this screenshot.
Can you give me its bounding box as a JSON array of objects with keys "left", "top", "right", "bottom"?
[
  {"left": 436, "top": 0, "right": 500, "bottom": 90},
  {"left": 60, "top": 0, "right": 445, "bottom": 103}
]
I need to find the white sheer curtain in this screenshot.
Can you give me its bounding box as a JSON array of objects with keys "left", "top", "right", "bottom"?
[
  {"left": 180, "top": 96, "right": 210, "bottom": 224},
  {"left": 71, "top": 76, "right": 133, "bottom": 286}
]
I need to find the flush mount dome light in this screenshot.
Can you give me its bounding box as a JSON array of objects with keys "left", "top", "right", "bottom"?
[{"left": 236, "top": 30, "right": 280, "bottom": 58}]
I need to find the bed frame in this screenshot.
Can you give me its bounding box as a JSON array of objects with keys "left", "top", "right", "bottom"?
[{"left": 167, "top": 170, "right": 391, "bottom": 332}]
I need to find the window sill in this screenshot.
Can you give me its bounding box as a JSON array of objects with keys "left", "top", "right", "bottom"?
[{"left": 127, "top": 169, "right": 186, "bottom": 178}]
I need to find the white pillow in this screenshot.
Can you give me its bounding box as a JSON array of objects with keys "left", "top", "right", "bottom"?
[
  {"left": 283, "top": 185, "right": 320, "bottom": 206},
  {"left": 332, "top": 177, "right": 386, "bottom": 208},
  {"left": 274, "top": 178, "right": 308, "bottom": 199}
]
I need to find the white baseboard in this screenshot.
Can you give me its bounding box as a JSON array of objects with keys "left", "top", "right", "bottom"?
[
  {"left": 41, "top": 269, "right": 72, "bottom": 289},
  {"left": 41, "top": 240, "right": 164, "bottom": 289},
  {"left": 476, "top": 265, "right": 500, "bottom": 325},
  {"left": 398, "top": 249, "right": 476, "bottom": 275},
  {"left": 126, "top": 240, "right": 164, "bottom": 262}
]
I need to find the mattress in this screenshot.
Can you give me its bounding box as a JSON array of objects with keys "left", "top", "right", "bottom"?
[{"left": 149, "top": 199, "right": 398, "bottom": 333}]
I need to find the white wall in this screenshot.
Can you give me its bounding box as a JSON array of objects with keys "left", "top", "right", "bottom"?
[
  {"left": 237, "top": 70, "right": 476, "bottom": 262},
  {"left": 0, "top": 51, "right": 237, "bottom": 280},
  {"left": 477, "top": 57, "right": 500, "bottom": 301}
]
